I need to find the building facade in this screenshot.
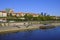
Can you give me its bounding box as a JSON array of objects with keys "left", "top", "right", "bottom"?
[{"left": 0, "top": 11, "right": 7, "bottom": 17}]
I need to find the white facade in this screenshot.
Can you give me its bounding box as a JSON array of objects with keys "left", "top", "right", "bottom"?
[
  {"left": 0, "top": 11, "right": 7, "bottom": 17},
  {"left": 16, "top": 14, "right": 20, "bottom": 17},
  {"left": 21, "top": 14, "right": 24, "bottom": 16},
  {"left": 33, "top": 14, "right": 39, "bottom": 17},
  {"left": 0, "top": 11, "right": 7, "bottom": 22},
  {"left": 2, "top": 13, "right": 7, "bottom": 17},
  {"left": 21, "top": 13, "right": 25, "bottom": 16},
  {"left": 0, "top": 12, "right": 3, "bottom": 17},
  {"left": 12, "top": 13, "right": 16, "bottom": 16}
]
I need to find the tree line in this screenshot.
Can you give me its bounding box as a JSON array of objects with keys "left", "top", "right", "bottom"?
[
  {"left": 5, "top": 8, "right": 55, "bottom": 22},
  {"left": 7, "top": 12, "right": 54, "bottom": 22}
]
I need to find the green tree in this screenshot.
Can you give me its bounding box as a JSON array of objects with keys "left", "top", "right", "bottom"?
[
  {"left": 37, "top": 15, "right": 41, "bottom": 21},
  {"left": 24, "top": 14, "right": 33, "bottom": 21},
  {"left": 5, "top": 8, "right": 11, "bottom": 13},
  {"left": 33, "top": 17, "right": 38, "bottom": 21},
  {"left": 5, "top": 8, "right": 11, "bottom": 16}
]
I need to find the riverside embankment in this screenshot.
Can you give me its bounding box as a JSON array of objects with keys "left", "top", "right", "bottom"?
[
  {"left": 0, "top": 22, "right": 60, "bottom": 34},
  {"left": 0, "top": 24, "right": 40, "bottom": 34}
]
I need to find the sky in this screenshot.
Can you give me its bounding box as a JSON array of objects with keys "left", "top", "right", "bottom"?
[{"left": 0, "top": 0, "right": 60, "bottom": 16}]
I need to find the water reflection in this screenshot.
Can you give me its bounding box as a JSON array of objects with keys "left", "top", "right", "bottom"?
[{"left": 0, "top": 27, "right": 60, "bottom": 40}]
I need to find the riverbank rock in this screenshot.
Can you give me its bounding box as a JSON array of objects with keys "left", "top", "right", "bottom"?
[{"left": 39, "top": 24, "right": 55, "bottom": 29}]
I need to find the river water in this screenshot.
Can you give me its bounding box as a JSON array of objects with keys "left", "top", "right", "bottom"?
[{"left": 0, "top": 26, "right": 60, "bottom": 40}]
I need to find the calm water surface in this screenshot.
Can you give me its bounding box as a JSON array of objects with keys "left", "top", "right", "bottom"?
[{"left": 0, "top": 26, "right": 60, "bottom": 40}]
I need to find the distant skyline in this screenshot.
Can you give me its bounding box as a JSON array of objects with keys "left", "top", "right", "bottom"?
[{"left": 0, "top": 0, "right": 60, "bottom": 16}]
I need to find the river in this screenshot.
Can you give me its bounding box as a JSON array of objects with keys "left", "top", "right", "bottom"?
[{"left": 0, "top": 26, "right": 60, "bottom": 40}]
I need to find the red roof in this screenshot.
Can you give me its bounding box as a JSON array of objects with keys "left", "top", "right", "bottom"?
[{"left": 0, "top": 11, "right": 6, "bottom": 13}]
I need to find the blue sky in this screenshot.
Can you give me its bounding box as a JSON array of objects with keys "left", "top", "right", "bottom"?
[{"left": 0, "top": 0, "right": 60, "bottom": 16}]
